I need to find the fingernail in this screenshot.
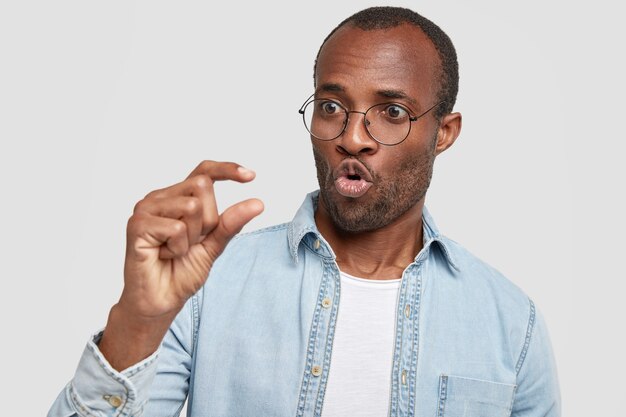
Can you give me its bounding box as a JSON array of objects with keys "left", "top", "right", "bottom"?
[{"left": 238, "top": 166, "right": 255, "bottom": 177}]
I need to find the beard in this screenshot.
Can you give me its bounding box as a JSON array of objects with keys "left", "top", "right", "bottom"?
[{"left": 313, "top": 137, "right": 436, "bottom": 233}]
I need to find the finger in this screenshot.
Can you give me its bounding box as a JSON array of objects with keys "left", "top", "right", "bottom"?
[
  {"left": 144, "top": 167, "right": 234, "bottom": 223},
  {"left": 144, "top": 173, "right": 216, "bottom": 201},
  {"left": 127, "top": 214, "right": 190, "bottom": 259},
  {"left": 140, "top": 175, "right": 219, "bottom": 237},
  {"left": 134, "top": 196, "right": 207, "bottom": 246},
  {"left": 186, "top": 160, "right": 256, "bottom": 183},
  {"left": 201, "top": 198, "right": 264, "bottom": 260},
  {"left": 182, "top": 175, "right": 219, "bottom": 236}
]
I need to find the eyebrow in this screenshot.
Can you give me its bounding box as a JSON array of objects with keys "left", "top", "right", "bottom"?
[
  {"left": 315, "top": 84, "right": 419, "bottom": 107},
  {"left": 376, "top": 89, "right": 418, "bottom": 106},
  {"left": 316, "top": 83, "right": 345, "bottom": 94}
]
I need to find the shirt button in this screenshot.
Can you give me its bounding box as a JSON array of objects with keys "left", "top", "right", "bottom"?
[
  {"left": 314, "top": 239, "right": 321, "bottom": 250},
  {"left": 312, "top": 365, "right": 323, "bottom": 376},
  {"left": 322, "top": 297, "right": 332, "bottom": 308},
  {"left": 104, "top": 395, "right": 123, "bottom": 408},
  {"left": 401, "top": 370, "right": 407, "bottom": 385},
  {"left": 404, "top": 304, "right": 411, "bottom": 318}
]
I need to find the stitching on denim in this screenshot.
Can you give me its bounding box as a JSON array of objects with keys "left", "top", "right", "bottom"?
[
  {"left": 508, "top": 384, "right": 518, "bottom": 413},
  {"left": 68, "top": 383, "right": 98, "bottom": 417},
  {"left": 515, "top": 298, "right": 536, "bottom": 375},
  {"left": 437, "top": 375, "right": 448, "bottom": 417},
  {"left": 292, "top": 227, "right": 319, "bottom": 262},
  {"left": 389, "top": 268, "right": 410, "bottom": 417},
  {"left": 313, "top": 262, "right": 341, "bottom": 416},
  {"left": 303, "top": 241, "right": 336, "bottom": 264},
  {"left": 287, "top": 221, "right": 296, "bottom": 256},
  {"left": 122, "top": 352, "right": 157, "bottom": 378},
  {"left": 407, "top": 267, "right": 423, "bottom": 416},
  {"left": 187, "top": 292, "right": 201, "bottom": 417},
  {"left": 234, "top": 222, "right": 289, "bottom": 238},
  {"left": 191, "top": 292, "right": 200, "bottom": 357},
  {"left": 117, "top": 388, "right": 135, "bottom": 417},
  {"left": 85, "top": 342, "right": 140, "bottom": 416},
  {"left": 432, "top": 237, "right": 460, "bottom": 271},
  {"left": 295, "top": 261, "right": 328, "bottom": 417},
  {"left": 87, "top": 342, "right": 128, "bottom": 383},
  {"left": 422, "top": 210, "right": 439, "bottom": 240}
]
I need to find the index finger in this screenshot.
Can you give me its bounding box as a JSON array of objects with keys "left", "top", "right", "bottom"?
[{"left": 186, "top": 160, "right": 256, "bottom": 183}]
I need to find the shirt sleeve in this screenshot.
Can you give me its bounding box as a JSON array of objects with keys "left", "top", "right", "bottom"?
[
  {"left": 511, "top": 303, "right": 561, "bottom": 417},
  {"left": 47, "top": 290, "right": 201, "bottom": 417}
]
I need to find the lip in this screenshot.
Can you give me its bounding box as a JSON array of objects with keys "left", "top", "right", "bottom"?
[{"left": 333, "top": 159, "right": 374, "bottom": 198}]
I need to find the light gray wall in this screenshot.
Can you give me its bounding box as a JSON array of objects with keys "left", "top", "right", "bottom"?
[{"left": 0, "top": 1, "right": 623, "bottom": 416}]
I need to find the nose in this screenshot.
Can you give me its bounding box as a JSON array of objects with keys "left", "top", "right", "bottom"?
[{"left": 336, "top": 110, "right": 379, "bottom": 156}]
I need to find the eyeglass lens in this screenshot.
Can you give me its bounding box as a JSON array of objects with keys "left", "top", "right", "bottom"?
[{"left": 301, "top": 99, "right": 412, "bottom": 145}]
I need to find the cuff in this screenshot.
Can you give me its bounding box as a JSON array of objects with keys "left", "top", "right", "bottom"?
[{"left": 68, "top": 331, "right": 160, "bottom": 417}]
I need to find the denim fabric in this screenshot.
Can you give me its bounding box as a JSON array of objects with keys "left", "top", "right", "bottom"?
[{"left": 48, "top": 191, "right": 560, "bottom": 417}]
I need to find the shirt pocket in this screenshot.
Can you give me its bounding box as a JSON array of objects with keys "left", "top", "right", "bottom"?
[{"left": 437, "top": 374, "right": 517, "bottom": 417}]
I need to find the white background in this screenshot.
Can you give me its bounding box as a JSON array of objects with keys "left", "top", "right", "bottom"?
[{"left": 1, "top": 1, "right": 624, "bottom": 416}]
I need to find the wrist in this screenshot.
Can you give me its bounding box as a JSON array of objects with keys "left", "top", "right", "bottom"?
[{"left": 99, "top": 303, "right": 175, "bottom": 371}]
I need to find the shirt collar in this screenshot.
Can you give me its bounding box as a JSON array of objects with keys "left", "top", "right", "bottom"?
[
  {"left": 421, "top": 205, "right": 459, "bottom": 271},
  {"left": 287, "top": 190, "right": 459, "bottom": 271}
]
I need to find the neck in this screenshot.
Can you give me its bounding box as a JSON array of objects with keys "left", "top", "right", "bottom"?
[{"left": 315, "top": 198, "right": 425, "bottom": 280}]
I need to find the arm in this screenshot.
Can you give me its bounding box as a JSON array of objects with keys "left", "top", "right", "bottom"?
[
  {"left": 100, "top": 161, "right": 263, "bottom": 371},
  {"left": 48, "top": 161, "right": 263, "bottom": 417},
  {"left": 47, "top": 292, "right": 199, "bottom": 417},
  {"left": 511, "top": 304, "right": 561, "bottom": 417}
]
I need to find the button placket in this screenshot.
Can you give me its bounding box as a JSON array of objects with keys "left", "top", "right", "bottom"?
[
  {"left": 296, "top": 263, "right": 341, "bottom": 417},
  {"left": 391, "top": 262, "right": 424, "bottom": 416},
  {"left": 407, "top": 266, "right": 424, "bottom": 414}
]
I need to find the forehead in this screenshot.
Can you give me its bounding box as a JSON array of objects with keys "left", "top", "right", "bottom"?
[{"left": 315, "top": 24, "right": 441, "bottom": 106}]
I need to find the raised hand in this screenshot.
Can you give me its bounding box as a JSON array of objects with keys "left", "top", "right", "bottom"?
[{"left": 99, "top": 161, "right": 264, "bottom": 370}]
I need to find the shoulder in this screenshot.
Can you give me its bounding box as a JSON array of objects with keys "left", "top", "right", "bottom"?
[
  {"left": 225, "top": 222, "right": 291, "bottom": 252},
  {"left": 437, "top": 236, "right": 535, "bottom": 332},
  {"left": 435, "top": 237, "right": 540, "bottom": 367},
  {"left": 209, "top": 221, "right": 293, "bottom": 272},
  {"left": 442, "top": 236, "right": 530, "bottom": 302}
]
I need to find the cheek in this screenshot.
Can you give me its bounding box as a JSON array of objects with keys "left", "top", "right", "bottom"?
[
  {"left": 311, "top": 145, "right": 331, "bottom": 180},
  {"left": 311, "top": 142, "right": 337, "bottom": 167},
  {"left": 379, "top": 144, "right": 435, "bottom": 178},
  {"left": 311, "top": 139, "right": 335, "bottom": 156}
]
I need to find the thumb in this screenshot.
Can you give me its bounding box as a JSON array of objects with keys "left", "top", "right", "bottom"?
[{"left": 202, "top": 198, "right": 264, "bottom": 258}]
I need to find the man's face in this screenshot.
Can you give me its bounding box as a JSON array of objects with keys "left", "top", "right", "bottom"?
[{"left": 313, "top": 24, "right": 444, "bottom": 233}]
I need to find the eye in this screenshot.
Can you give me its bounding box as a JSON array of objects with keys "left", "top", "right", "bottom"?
[
  {"left": 318, "top": 100, "right": 342, "bottom": 115},
  {"left": 384, "top": 104, "right": 409, "bottom": 119}
]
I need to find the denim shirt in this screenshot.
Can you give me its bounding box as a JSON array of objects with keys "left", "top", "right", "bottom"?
[{"left": 49, "top": 191, "right": 560, "bottom": 417}]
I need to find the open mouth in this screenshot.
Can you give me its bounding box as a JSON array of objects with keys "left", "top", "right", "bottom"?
[{"left": 333, "top": 160, "right": 373, "bottom": 198}]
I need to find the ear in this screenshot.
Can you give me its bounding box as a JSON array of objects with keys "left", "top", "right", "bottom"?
[{"left": 434, "top": 112, "right": 462, "bottom": 155}]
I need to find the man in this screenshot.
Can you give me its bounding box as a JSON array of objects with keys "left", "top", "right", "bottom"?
[{"left": 49, "top": 6, "right": 560, "bottom": 417}]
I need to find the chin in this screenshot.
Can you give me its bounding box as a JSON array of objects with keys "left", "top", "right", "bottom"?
[{"left": 320, "top": 186, "right": 419, "bottom": 233}]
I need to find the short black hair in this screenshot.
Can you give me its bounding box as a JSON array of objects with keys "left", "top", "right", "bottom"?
[{"left": 314, "top": 6, "right": 458, "bottom": 118}]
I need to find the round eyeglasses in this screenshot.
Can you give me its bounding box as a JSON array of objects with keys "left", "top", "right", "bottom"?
[{"left": 298, "top": 94, "right": 444, "bottom": 146}]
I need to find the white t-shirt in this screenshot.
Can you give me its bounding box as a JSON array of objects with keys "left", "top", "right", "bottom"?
[{"left": 322, "top": 271, "right": 401, "bottom": 416}]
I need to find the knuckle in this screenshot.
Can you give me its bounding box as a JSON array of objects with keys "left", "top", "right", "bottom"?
[
  {"left": 203, "top": 217, "right": 219, "bottom": 232},
  {"left": 127, "top": 213, "right": 146, "bottom": 234},
  {"left": 144, "top": 189, "right": 162, "bottom": 200},
  {"left": 133, "top": 199, "right": 148, "bottom": 213},
  {"left": 171, "top": 221, "right": 188, "bottom": 237},
  {"left": 207, "top": 213, "right": 219, "bottom": 226},
  {"left": 183, "top": 198, "right": 201, "bottom": 215},
  {"left": 191, "top": 174, "right": 212, "bottom": 190},
  {"left": 198, "top": 160, "right": 216, "bottom": 171}
]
